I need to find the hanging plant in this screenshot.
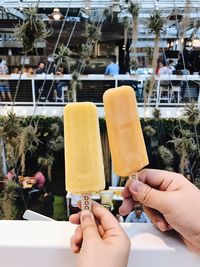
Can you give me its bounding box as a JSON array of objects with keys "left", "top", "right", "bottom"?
[
  {"left": 183, "top": 101, "right": 200, "bottom": 156},
  {"left": 146, "top": 10, "right": 165, "bottom": 102},
  {"left": 143, "top": 125, "right": 156, "bottom": 137},
  {"left": 0, "top": 113, "right": 21, "bottom": 170},
  {"left": 130, "top": 57, "right": 139, "bottom": 71},
  {"left": 14, "top": 6, "right": 52, "bottom": 52},
  {"left": 37, "top": 156, "right": 54, "bottom": 181},
  {"left": 54, "top": 45, "right": 75, "bottom": 73},
  {"left": 0, "top": 180, "right": 20, "bottom": 220},
  {"left": 37, "top": 123, "right": 63, "bottom": 180},
  {"left": 128, "top": 1, "right": 139, "bottom": 56},
  {"left": 84, "top": 23, "right": 102, "bottom": 43},
  {"left": 2, "top": 113, "right": 21, "bottom": 140},
  {"left": 143, "top": 76, "right": 156, "bottom": 103},
  {"left": 157, "top": 145, "right": 174, "bottom": 168},
  {"left": 69, "top": 71, "right": 82, "bottom": 102},
  {"left": 152, "top": 108, "right": 161, "bottom": 119},
  {"left": 18, "top": 125, "right": 41, "bottom": 175},
  {"left": 123, "top": 16, "right": 129, "bottom": 53},
  {"left": 169, "top": 129, "right": 197, "bottom": 174},
  {"left": 183, "top": 101, "right": 200, "bottom": 125},
  {"left": 80, "top": 43, "right": 93, "bottom": 67},
  {"left": 145, "top": 47, "right": 154, "bottom": 67},
  {"left": 81, "top": 43, "right": 93, "bottom": 58}
]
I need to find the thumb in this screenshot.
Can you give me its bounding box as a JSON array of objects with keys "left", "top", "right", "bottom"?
[
  {"left": 129, "top": 179, "right": 166, "bottom": 212},
  {"left": 80, "top": 210, "right": 100, "bottom": 241}
]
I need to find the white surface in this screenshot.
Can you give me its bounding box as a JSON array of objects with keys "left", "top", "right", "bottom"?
[
  {"left": 23, "top": 210, "right": 55, "bottom": 221},
  {"left": 0, "top": 221, "right": 199, "bottom": 267}
]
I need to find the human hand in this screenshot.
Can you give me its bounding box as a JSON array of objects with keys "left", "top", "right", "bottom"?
[
  {"left": 119, "top": 169, "right": 200, "bottom": 255},
  {"left": 70, "top": 202, "right": 130, "bottom": 267}
]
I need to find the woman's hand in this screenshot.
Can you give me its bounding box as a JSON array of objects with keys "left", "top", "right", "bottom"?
[
  {"left": 70, "top": 201, "right": 130, "bottom": 267},
  {"left": 119, "top": 169, "right": 200, "bottom": 254}
]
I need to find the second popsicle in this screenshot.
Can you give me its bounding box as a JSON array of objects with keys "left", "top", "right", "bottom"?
[{"left": 103, "top": 86, "right": 149, "bottom": 178}]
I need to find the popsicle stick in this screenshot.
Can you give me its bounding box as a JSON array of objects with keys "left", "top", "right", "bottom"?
[
  {"left": 129, "top": 172, "right": 138, "bottom": 181},
  {"left": 81, "top": 194, "right": 92, "bottom": 211}
]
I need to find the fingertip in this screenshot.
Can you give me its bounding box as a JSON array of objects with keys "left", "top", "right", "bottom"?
[
  {"left": 69, "top": 212, "right": 81, "bottom": 224},
  {"left": 156, "top": 221, "right": 169, "bottom": 232}
]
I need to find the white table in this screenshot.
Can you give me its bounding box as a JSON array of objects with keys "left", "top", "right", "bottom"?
[{"left": 0, "top": 221, "right": 199, "bottom": 267}]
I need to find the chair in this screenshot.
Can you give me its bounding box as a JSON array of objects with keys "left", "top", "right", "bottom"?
[
  {"left": 55, "top": 85, "right": 69, "bottom": 103},
  {"left": 172, "top": 86, "right": 181, "bottom": 103}
]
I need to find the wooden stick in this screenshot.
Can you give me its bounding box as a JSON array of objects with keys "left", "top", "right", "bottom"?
[
  {"left": 129, "top": 172, "right": 138, "bottom": 181},
  {"left": 81, "top": 194, "right": 92, "bottom": 211}
]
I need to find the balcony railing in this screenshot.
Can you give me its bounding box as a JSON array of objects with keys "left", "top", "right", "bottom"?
[{"left": 0, "top": 74, "right": 199, "bottom": 117}]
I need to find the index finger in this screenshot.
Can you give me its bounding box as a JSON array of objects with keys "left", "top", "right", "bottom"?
[
  {"left": 70, "top": 201, "right": 122, "bottom": 233},
  {"left": 91, "top": 201, "right": 122, "bottom": 232}
]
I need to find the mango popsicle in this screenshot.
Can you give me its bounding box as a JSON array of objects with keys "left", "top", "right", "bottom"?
[
  {"left": 64, "top": 102, "right": 105, "bottom": 199},
  {"left": 103, "top": 86, "right": 149, "bottom": 178}
]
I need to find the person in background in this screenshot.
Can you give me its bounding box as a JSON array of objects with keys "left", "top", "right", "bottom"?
[
  {"left": 125, "top": 204, "right": 150, "bottom": 223},
  {"left": 35, "top": 62, "right": 45, "bottom": 75},
  {"left": 105, "top": 56, "right": 119, "bottom": 75},
  {"left": 180, "top": 68, "right": 190, "bottom": 100},
  {"left": 4, "top": 168, "right": 16, "bottom": 182},
  {"left": 0, "top": 58, "right": 12, "bottom": 101},
  {"left": 158, "top": 59, "right": 174, "bottom": 75},
  {"left": 34, "top": 62, "right": 46, "bottom": 100},
  {"left": 53, "top": 66, "right": 68, "bottom": 102},
  {"left": 156, "top": 62, "right": 163, "bottom": 74},
  {"left": 70, "top": 169, "right": 200, "bottom": 267}
]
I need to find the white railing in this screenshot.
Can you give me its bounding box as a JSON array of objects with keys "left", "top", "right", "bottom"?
[
  {"left": 0, "top": 73, "right": 199, "bottom": 104},
  {"left": 0, "top": 74, "right": 199, "bottom": 118}
]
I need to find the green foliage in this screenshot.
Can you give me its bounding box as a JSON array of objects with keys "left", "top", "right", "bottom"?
[
  {"left": 143, "top": 125, "right": 156, "bottom": 137},
  {"left": 128, "top": 1, "right": 139, "bottom": 18},
  {"left": 145, "top": 47, "right": 154, "bottom": 66},
  {"left": 84, "top": 23, "right": 101, "bottom": 42},
  {"left": 69, "top": 71, "right": 82, "bottom": 101},
  {"left": 18, "top": 125, "right": 41, "bottom": 175},
  {"left": 146, "top": 10, "right": 165, "bottom": 36},
  {"left": 183, "top": 101, "right": 200, "bottom": 125},
  {"left": 123, "top": 16, "right": 129, "bottom": 29},
  {"left": 169, "top": 129, "right": 197, "bottom": 156},
  {"left": 54, "top": 45, "right": 74, "bottom": 72},
  {"left": 2, "top": 113, "right": 20, "bottom": 140},
  {"left": 143, "top": 76, "right": 156, "bottom": 103},
  {"left": 130, "top": 57, "right": 139, "bottom": 70},
  {"left": 153, "top": 108, "right": 161, "bottom": 119},
  {"left": 0, "top": 180, "right": 20, "bottom": 220},
  {"left": 14, "top": 7, "right": 52, "bottom": 52},
  {"left": 157, "top": 145, "right": 174, "bottom": 167},
  {"left": 37, "top": 121, "right": 64, "bottom": 180}
]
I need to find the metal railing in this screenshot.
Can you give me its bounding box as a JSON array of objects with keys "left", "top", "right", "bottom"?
[{"left": 0, "top": 74, "right": 199, "bottom": 107}]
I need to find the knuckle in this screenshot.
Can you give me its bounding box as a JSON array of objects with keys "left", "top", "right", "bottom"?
[{"left": 142, "top": 185, "right": 152, "bottom": 205}]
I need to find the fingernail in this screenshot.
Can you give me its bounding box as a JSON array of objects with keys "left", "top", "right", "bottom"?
[
  {"left": 81, "top": 210, "right": 92, "bottom": 222},
  {"left": 129, "top": 180, "right": 142, "bottom": 192}
]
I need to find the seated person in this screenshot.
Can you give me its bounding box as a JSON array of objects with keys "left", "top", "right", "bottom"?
[
  {"left": 125, "top": 204, "right": 151, "bottom": 223},
  {"left": 0, "top": 58, "right": 12, "bottom": 101},
  {"left": 104, "top": 56, "right": 119, "bottom": 76},
  {"left": 54, "top": 66, "right": 68, "bottom": 101}
]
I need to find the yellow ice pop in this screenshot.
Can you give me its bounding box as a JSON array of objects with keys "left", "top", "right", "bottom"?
[
  {"left": 64, "top": 102, "right": 105, "bottom": 196},
  {"left": 103, "top": 86, "right": 149, "bottom": 178}
]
